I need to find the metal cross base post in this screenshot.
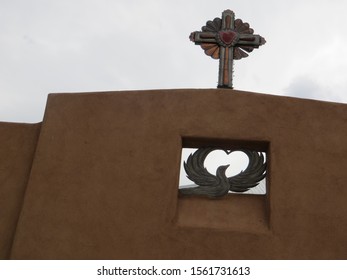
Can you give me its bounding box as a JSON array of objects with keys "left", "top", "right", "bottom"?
[{"left": 190, "top": 10, "right": 266, "bottom": 89}]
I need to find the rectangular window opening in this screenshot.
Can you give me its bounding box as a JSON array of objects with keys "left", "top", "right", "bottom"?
[
  {"left": 179, "top": 137, "right": 268, "bottom": 196},
  {"left": 179, "top": 147, "right": 267, "bottom": 195},
  {"left": 176, "top": 137, "right": 270, "bottom": 232}
]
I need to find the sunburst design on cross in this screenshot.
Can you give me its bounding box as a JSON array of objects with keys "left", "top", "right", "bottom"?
[{"left": 190, "top": 10, "right": 266, "bottom": 89}]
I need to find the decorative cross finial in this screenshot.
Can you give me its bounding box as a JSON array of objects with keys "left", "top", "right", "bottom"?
[{"left": 190, "top": 10, "right": 266, "bottom": 89}]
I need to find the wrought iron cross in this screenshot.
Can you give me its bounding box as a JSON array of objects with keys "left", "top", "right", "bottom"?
[{"left": 190, "top": 10, "right": 266, "bottom": 89}]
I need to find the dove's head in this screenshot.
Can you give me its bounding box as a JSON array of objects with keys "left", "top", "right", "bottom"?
[{"left": 216, "top": 164, "right": 230, "bottom": 177}]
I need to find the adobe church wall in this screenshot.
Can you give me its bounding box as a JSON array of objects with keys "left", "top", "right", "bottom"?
[
  {"left": 0, "top": 122, "right": 41, "bottom": 259},
  {"left": 7, "top": 89, "right": 347, "bottom": 259}
]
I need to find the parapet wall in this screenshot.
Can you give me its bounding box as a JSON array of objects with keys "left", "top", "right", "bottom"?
[{"left": 2, "top": 89, "right": 347, "bottom": 259}]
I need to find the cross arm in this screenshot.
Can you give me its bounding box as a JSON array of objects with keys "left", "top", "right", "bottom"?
[
  {"left": 238, "top": 34, "right": 266, "bottom": 48},
  {"left": 189, "top": 31, "right": 217, "bottom": 44},
  {"left": 190, "top": 32, "right": 266, "bottom": 50}
]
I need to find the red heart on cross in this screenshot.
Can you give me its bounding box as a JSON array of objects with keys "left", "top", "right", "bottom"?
[{"left": 218, "top": 31, "right": 239, "bottom": 46}]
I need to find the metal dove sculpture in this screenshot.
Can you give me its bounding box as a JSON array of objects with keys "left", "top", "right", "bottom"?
[{"left": 179, "top": 147, "right": 266, "bottom": 198}]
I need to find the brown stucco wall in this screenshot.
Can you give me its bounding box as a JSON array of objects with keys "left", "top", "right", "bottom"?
[
  {"left": 6, "top": 89, "right": 347, "bottom": 259},
  {"left": 0, "top": 122, "right": 41, "bottom": 259}
]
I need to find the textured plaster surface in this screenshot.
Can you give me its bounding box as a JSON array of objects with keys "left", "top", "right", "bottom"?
[{"left": 0, "top": 122, "right": 41, "bottom": 259}]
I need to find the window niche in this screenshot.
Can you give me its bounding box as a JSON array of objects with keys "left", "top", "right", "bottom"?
[{"left": 176, "top": 137, "right": 270, "bottom": 233}]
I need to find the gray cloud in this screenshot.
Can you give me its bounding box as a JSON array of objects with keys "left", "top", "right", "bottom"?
[{"left": 1, "top": 0, "right": 347, "bottom": 122}]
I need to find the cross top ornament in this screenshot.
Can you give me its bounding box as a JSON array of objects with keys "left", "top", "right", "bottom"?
[{"left": 190, "top": 10, "right": 266, "bottom": 89}]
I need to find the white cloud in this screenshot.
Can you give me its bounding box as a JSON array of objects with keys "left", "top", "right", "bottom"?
[{"left": 285, "top": 76, "right": 343, "bottom": 102}]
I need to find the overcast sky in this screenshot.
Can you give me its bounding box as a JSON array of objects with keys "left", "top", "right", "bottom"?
[{"left": 1, "top": 0, "right": 347, "bottom": 123}]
